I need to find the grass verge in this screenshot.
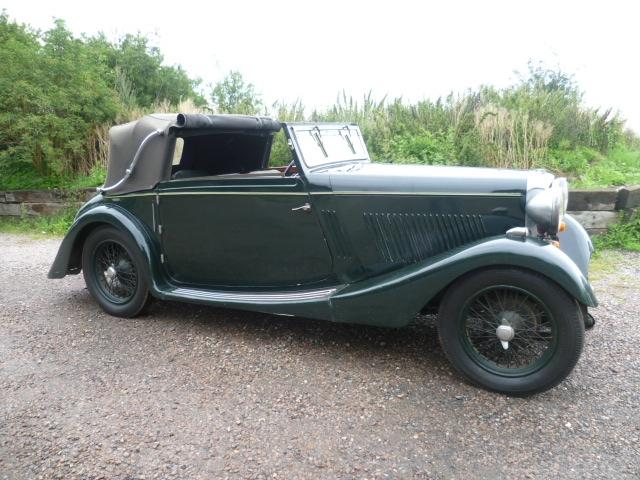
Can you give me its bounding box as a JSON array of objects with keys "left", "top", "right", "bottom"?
[
  {"left": 0, "top": 209, "right": 76, "bottom": 237},
  {"left": 588, "top": 250, "right": 625, "bottom": 282}
]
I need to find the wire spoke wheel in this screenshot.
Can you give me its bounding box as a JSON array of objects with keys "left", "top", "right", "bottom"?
[
  {"left": 82, "top": 226, "right": 150, "bottom": 318},
  {"left": 460, "top": 285, "right": 558, "bottom": 376},
  {"left": 92, "top": 240, "right": 138, "bottom": 304},
  {"left": 438, "top": 269, "right": 584, "bottom": 395}
]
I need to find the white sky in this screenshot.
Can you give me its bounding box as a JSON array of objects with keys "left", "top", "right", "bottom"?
[{"left": 5, "top": 0, "right": 640, "bottom": 133}]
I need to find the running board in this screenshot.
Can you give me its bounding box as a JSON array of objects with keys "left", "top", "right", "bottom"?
[{"left": 166, "top": 286, "right": 338, "bottom": 305}]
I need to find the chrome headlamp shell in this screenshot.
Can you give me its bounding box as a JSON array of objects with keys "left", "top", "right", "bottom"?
[
  {"left": 526, "top": 177, "right": 567, "bottom": 235},
  {"left": 555, "top": 177, "right": 569, "bottom": 214}
]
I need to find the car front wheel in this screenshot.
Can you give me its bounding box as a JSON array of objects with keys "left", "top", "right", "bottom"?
[
  {"left": 82, "top": 226, "right": 150, "bottom": 318},
  {"left": 438, "top": 268, "right": 584, "bottom": 395}
]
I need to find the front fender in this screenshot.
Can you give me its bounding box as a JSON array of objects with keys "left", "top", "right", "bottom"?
[
  {"left": 558, "top": 213, "right": 594, "bottom": 278},
  {"left": 48, "top": 204, "right": 164, "bottom": 290},
  {"left": 331, "top": 236, "right": 598, "bottom": 327}
]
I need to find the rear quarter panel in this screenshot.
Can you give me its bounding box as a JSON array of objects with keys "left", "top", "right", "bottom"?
[{"left": 48, "top": 199, "right": 164, "bottom": 292}]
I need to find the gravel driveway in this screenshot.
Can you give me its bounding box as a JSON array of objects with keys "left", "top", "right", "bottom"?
[{"left": 0, "top": 233, "right": 638, "bottom": 479}]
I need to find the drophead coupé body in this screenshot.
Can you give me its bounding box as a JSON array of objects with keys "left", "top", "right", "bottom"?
[{"left": 49, "top": 114, "right": 597, "bottom": 395}]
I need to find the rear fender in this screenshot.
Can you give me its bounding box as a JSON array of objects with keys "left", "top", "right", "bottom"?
[
  {"left": 47, "top": 204, "right": 165, "bottom": 291},
  {"left": 330, "top": 236, "right": 597, "bottom": 327}
]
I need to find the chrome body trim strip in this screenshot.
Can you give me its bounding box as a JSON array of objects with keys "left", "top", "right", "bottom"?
[
  {"left": 169, "top": 287, "right": 337, "bottom": 304},
  {"left": 311, "top": 191, "right": 522, "bottom": 197}
]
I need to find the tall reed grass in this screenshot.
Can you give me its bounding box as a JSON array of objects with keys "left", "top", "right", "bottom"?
[{"left": 82, "top": 75, "right": 639, "bottom": 183}]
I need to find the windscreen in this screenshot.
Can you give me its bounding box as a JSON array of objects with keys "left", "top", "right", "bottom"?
[{"left": 287, "top": 124, "right": 370, "bottom": 168}]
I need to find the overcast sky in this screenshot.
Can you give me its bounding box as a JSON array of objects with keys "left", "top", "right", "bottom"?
[{"left": 5, "top": 0, "right": 640, "bottom": 132}]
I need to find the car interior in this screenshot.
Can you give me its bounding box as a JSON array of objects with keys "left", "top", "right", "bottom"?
[{"left": 169, "top": 131, "right": 295, "bottom": 180}]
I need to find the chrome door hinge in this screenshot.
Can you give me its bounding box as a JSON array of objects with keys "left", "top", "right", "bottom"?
[
  {"left": 160, "top": 253, "right": 165, "bottom": 263},
  {"left": 158, "top": 224, "right": 163, "bottom": 235}
]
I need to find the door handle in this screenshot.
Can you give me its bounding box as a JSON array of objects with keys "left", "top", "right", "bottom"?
[{"left": 291, "top": 203, "right": 312, "bottom": 213}]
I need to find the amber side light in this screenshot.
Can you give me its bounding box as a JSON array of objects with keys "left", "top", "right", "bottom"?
[{"left": 559, "top": 221, "right": 567, "bottom": 233}]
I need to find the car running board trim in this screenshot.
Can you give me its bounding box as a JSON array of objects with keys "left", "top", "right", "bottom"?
[{"left": 167, "top": 287, "right": 337, "bottom": 304}]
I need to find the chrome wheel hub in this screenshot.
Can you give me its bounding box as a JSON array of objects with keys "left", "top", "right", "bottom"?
[
  {"left": 104, "top": 265, "right": 117, "bottom": 286},
  {"left": 496, "top": 323, "right": 515, "bottom": 350},
  {"left": 95, "top": 241, "right": 138, "bottom": 303}
]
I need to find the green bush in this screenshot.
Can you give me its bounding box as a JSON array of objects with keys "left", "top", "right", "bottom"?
[
  {"left": 388, "top": 130, "right": 456, "bottom": 165},
  {"left": 0, "top": 18, "right": 120, "bottom": 178},
  {"left": 594, "top": 213, "right": 640, "bottom": 251},
  {"left": 571, "top": 148, "right": 640, "bottom": 188},
  {"left": 0, "top": 13, "right": 203, "bottom": 181},
  {"left": 0, "top": 159, "right": 106, "bottom": 190},
  {"left": 548, "top": 146, "right": 601, "bottom": 177}
]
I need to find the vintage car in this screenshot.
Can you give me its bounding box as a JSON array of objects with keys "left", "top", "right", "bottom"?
[{"left": 49, "top": 113, "right": 597, "bottom": 395}]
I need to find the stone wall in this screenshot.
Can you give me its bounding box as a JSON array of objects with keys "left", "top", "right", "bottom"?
[
  {"left": 1, "top": 186, "right": 638, "bottom": 234},
  {"left": 0, "top": 189, "right": 95, "bottom": 217}
]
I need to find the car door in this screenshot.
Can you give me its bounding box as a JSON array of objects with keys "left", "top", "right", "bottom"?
[{"left": 157, "top": 175, "right": 333, "bottom": 288}]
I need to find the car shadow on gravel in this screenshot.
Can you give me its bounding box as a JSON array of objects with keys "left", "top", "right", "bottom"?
[{"left": 140, "top": 296, "right": 453, "bottom": 374}]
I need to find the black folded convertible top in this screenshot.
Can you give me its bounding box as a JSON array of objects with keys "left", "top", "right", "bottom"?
[{"left": 173, "top": 113, "right": 281, "bottom": 132}]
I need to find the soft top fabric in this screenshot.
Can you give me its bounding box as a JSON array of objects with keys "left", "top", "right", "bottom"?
[{"left": 102, "top": 113, "right": 280, "bottom": 195}]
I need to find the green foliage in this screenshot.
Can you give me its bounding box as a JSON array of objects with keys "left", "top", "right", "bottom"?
[
  {"left": 68, "top": 165, "right": 107, "bottom": 189},
  {"left": 0, "top": 13, "right": 204, "bottom": 181},
  {"left": 210, "top": 71, "right": 262, "bottom": 114},
  {"left": 87, "top": 33, "right": 205, "bottom": 109},
  {"left": 570, "top": 148, "right": 640, "bottom": 188},
  {"left": 0, "top": 157, "right": 105, "bottom": 190},
  {"left": 296, "top": 67, "right": 638, "bottom": 182},
  {"left": 492, "top": 62, "right": 625, "bottom": 153},
  {"left": 268, "top": 100, "right": 305, "bottom": 166},
  {"left": 547, "top": 146, "right": 601, "bottom": 177},
  {"left": 0, "top": 17, "right": 120, "bottom": 178},
  {"left": 594, "top": 213, "right": 640, "bottom": 251},
  {"left": 388, "top": 130, "right": 456, "bottom": 165}
]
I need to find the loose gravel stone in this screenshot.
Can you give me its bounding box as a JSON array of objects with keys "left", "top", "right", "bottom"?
[{"left": 0, "top": 233, "right": 639, "bottom": 479}]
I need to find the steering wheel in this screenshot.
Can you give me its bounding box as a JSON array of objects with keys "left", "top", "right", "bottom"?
[{"left": 283, "top": 159, "right": 296, "bottom": 177}]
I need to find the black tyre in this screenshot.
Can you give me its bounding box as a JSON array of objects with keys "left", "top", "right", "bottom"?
[
  {"left": 82, "top": 226, "right": 150, "bottom": 318},
  {"left": 438, "top": 268, "right": 584, "bottom": 396}
]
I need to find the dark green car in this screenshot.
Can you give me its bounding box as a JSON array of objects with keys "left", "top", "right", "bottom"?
[{"left": 49, "top": 113, "right": 597, "bottom": 395}]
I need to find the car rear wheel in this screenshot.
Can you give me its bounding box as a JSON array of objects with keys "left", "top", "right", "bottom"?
[
  {"left": 82, "top": 226, "right": 150, "bottom": 318},
  {"left": 438, "top": 268, "right": 584, "bottom": 395}
]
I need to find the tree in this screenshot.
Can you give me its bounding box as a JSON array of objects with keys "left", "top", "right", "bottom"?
[
  {"left": 89, "top": 33, "right": 206, "bottom": 108},
  {"left": 0, "top": 16, "right": 120, "bottom": 175},
  {"left": 210, "top": 71, "right": 262, "bottom": 114},
  {"left": 0, "top": 14, "right": 206, "bottom": 179}
]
